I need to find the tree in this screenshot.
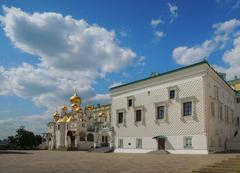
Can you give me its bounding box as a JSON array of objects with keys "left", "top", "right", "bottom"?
[
  {"left": 35, "top": 135, "right": 42, "bottom": 146},
  {"left": 14, "top": 126, "right": 36, "bottom": 149},
  {"left": 8, "top": 136, "right": 16, "bottom": 145},
  {"left": 3, "top": 126, "right": 42, "bottom": 150}
]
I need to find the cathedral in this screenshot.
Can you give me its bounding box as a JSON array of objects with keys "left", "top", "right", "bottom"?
[{"left": 45, "top": 92, "right": 113, "bottom": 150}]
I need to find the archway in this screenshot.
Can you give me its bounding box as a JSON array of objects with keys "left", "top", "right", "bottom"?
[
  {"left": 87, "top": 133, "right": 94, "bottom": 142},
  {"left": 67, "top": 131, "right": 75, "bottom": 147},
  {"left": 100, "top": 133, "right": 110, "bottom": 147}
]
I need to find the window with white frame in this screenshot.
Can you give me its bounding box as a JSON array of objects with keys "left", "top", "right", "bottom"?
[
  {"left": 136, "top": 109, "right": 142, "bottom": 122},
  {"left": 180, "top": 97, "right": 196, "bottom": 119},
  {"left": 127, "top": 96, "right": 134, "bottom": 108},
  {"left": 155, "top": 102, "right": 168, "bottom": 122},
  {"left": 183, "top": 137, "right": 192, "bottom": 149},
  {"left": 157, "top": 106, "right": 165, "bottom": 119},
  {"left": 167, "top": 86, "right": 178, "bottom": 100},
  {"left": 183, "top": 101, "right": 192, "bottom": 116},
  {"left": 118, "top": 112, "right": 124, "bottom": 124},
  {"left": 169, "top": 90, "right": 175, "bottom": 99},
  {"left": 136, "top": 138, "right": 142, "bottom": 149},
  {"left": 118, "top": 139, "right": 123, "bottom": 148},
  {"left": 128, "top": 99, "right": 133, "bottom": 107}
]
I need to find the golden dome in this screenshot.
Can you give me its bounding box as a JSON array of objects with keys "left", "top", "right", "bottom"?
[
  {"left": 98, "top": 111, "right": 106, "bottom": 117},
  {"left": 70, "top": 91, "right": 81, "bottom": 104},
  {"left": 53, "top": 111, "right": 60, "bottom": 121},
  {"left": 71, "top": 103, "right": 79, "bottom": 108},
  {"left": 61, "top": 105, "right": 68, "bottom": 112},
  {"left": 53, "top": 111, "right": 59, "bottom": 117},
  {"left": 75, "top": 107, "right": 82, "bottom": 113},
  {"left": 85, "top": 105, "right": 94, "bottom": 110}
]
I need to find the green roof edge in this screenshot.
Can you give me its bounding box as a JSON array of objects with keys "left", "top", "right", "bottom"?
[
  {"left": 110, "top": 60, "right": 207, "bottom": 90},
  {"left": 110, "top": 59, "right": 236, "bottom": 93},
  {"left": 228, "top": 78, "right": 240, "bottom": 84}
]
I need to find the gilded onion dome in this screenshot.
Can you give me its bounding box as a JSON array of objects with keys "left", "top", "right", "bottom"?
[
  {"left": 71, "top": 103, "right": 79, "bottom": 108},
  {"left": 70, "top": 91, "right": 81, "bottom": 104},
  {"left": 75, "top": 106, "right": 82, "bottom": 113},
  {"left": 53, "top": 111, "right": 60, "bottom": 121},
  {"left": 85, "top": 105, "right": 94, "bottom": 110},
  {"left": 61, "top": 105, "right": 68, "bottom": 112},
  {"left": 98, "top": 111, "right": 105, "bottom": 117}
]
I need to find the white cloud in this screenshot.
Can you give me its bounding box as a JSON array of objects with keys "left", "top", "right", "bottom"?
[
  {"left": 213, "top": 19, "right": 240, "bottom": 33},
  {"left": 135, "top": 56, "right": 146, "bottom": 66},
  {"left": 154, "top": 31, "right": 166, "bottom": 40},
  {"left": 172, "top": 40, "right": 215, "bottom": 65},
  {"left": 172, "top": 19, "right": 240, "bottom": 64},
  {"left": 219, "top": 36, "right": 240, "bottom": 79},
  {"left": 150, "top": 19, "right": 164, "bottom": 27},
  {"left": 0, "top": 6, "right": 137, "bottom": 107},
  {"left": 172, "top": 18, "right": 240, "bottom": 80},
  {"left": 168, "top": 3, "right": 178, "bottom": 23},
  {"left": 0, "top": 6, "right": 136, "bottom": 74},
  {"left": 85, "top": 93, "right": 110, "bottom": 104},
  {"left": 0, "top": 6, "right": 140, "bottom": 137}
]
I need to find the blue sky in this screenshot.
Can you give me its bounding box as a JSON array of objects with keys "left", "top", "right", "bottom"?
[{"left": 0, "top": 0, "right": 240, "bottom": 139}]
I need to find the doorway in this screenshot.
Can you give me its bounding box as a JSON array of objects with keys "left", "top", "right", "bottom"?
[
  {"left": 67, "top": 131, "right": 75, "bottom": 148},
  {"left": 158, "top": 138, "right": 165, "bottom": 150},
  {"left": 101, "top": 135, "right": 109, "bottom": 147}
]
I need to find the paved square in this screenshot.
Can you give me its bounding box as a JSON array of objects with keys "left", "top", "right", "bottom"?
[{"left": 0, "top": 150, "right": 239, "bottom": 173}]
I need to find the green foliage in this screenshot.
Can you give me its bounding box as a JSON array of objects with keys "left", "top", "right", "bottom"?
[
  {"left": 1, "top": 126, "right": 43, "bottom": 150},
  {"left": 15, "top": 126, "right": 36, "bottom": 149}
]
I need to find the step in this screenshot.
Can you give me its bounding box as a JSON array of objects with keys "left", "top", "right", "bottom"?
[
  {"left": 210, "top": 165, "right": 240, "bottom": 169},
  {"left": 192, "top": 170, "right": 240, "bottom": 173},
  {"left": 215, "top": 162, "right": 240, "bottom": 166},
  {"left": 222, "top": 159, "right": 240, "bottom": 163},
  {"left": 201, "top": 167, "right": 240, "bottom": 172}
]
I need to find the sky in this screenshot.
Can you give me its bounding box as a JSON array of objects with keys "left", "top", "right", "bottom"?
[{"left": 0, "top": 0, "right": 240, "bottom": 139}]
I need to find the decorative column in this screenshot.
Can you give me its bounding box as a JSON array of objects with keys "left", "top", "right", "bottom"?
[{"left": 93, "top": 133, "right": 97, "bottom": 148}]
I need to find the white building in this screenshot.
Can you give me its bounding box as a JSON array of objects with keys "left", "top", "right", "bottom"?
[
  {"left": 110, "top": 60, "right": 240, "bottom": 154},
  {"left": 45, "top": 92, "right": 113, "bottom": 151}
]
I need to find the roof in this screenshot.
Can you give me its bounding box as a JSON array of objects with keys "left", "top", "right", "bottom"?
[
  {"left": 110, "top": 60, "right": 208, "bottom": 90},
  {"left": 228, "top": 78, "right": 240, "bottom": 85},
  {"left": 153, "top": 135, "right": 167, "bottom": 139},
  {"left": 110, "top": 59, "right": 236, "bottom": 93}
]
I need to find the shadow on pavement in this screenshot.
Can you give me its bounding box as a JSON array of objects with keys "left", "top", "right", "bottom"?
[{"left": 0, "top": 150, "right": 32, "bottom": 154}]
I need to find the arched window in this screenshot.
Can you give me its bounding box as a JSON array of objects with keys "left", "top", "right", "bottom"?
[
  {"left": 87, "top": 133, "right": 94, "bottom": 142},
  {"left": 79, "top": 132, "right": 86, "bottom": 141}
]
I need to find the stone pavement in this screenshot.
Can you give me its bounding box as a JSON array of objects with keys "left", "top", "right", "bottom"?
[{"left": 0, "top": 150, "right": 239, "bottom": 173}]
